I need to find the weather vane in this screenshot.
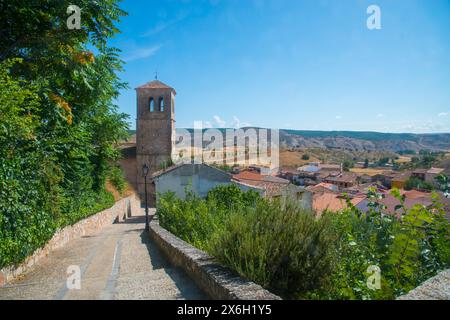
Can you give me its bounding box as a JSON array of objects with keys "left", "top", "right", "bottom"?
[{"left": 154, "top": 71, "right": 158, "bottom": 80}]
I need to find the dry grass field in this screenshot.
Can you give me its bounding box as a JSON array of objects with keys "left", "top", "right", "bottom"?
[
  {"left": 396, "top": 155, "right": 412, "bottom": 163},
  {"left": 280, "top": 149, "right": 321, "bottom": 168},
  {"left": 350, "top": 168, "right": 392, "bottom": 176}
]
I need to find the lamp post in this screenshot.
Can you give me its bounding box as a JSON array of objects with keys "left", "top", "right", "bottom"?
[{"left": 142, "top": 164, "right": 149, "bottom": 232}]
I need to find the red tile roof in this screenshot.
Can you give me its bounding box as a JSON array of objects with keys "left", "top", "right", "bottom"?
[
  {"left": 232, "top": 170, "right": 290, "bottom": 197},
  {"left": 312, "top": 191, "right": 366, "bottom": 214},
  {"left": 135, "top": 80, "right": 176, "bottom": 94},
  {"left": 232, "top": 171, "right": 262, "bottom": 181}
]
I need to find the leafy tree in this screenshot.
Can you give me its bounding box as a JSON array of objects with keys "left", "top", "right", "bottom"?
[
  {"left": 377, "top": 157, "right": 390, "bottom": 166},
  {"left": 435, "top": 174, "right": 448, "bottom": 192},
  {"left": 363, "top": 158, "right": 369, "bottom": 168},
  {"left": 405, "top": 177, "right": 433, "bottom": 191},
  {"left": 342, "top": 159, "right": 354, "bottom": 172},
  {"left": 0, "top": 0, "right": 129, "bottom": 268}
]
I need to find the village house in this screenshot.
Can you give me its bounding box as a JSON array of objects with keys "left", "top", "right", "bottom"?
[
  {"left": 372, "top": 171, "right": 396, "bottom": 188},
  {"left": 391, "top": 171, "right": 412, "bottom": 189},
  {"left": 311, "top": 189, "right": 366, "bottom": 215},
  {"left": 282, "top": 162, "right": 342, "bottom": 187},
  {"left": 232, "top": 168, "right": 312, "bottom": 210},
  {"left": 323, "top": 172, "right": 358, "bottom": 189},
  {"left": 306, "top": 182, "right": 338, "bottom": 193},
  {"left": 151, "top": 163, "right": 264, "bottom": 202},
  {"left": 412, "top": 167, "right": 446, "bottom": 188}
]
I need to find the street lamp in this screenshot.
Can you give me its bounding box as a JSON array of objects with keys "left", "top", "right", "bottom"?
[{"left": 142, "top": 163, "right": 150, "bottom": 232}]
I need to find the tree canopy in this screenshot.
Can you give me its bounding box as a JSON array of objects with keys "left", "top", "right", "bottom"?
[{"left": 0, "top": 0, "right": 129, "bottom": 268}]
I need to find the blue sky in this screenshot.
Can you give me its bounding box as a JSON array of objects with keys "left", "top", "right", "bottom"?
[{"left": 110, "top": 0, "right": 450, "bottom": 133}]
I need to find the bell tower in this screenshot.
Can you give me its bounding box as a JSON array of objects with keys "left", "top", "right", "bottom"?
[{"left": 135, "top": 79, "right": 176, "bottom": 204}]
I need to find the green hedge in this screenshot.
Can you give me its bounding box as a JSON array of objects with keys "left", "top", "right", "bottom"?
[
  {"left": 157, "top": 185, "right": 450, "bottom": 300},
  {"left": 0, "top": 0, "right": 128, "bottom": 269}
]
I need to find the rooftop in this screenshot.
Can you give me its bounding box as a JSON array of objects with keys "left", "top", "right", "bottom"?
[{"left": 135, "top": 80, "right": 177, "bottom": 94}]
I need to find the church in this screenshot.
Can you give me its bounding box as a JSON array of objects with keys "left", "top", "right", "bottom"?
[{"left": 134, "top": 79, "right": 176, "bottom": 205}]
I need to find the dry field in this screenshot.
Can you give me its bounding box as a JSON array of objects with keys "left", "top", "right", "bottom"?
[
  {"left": 350, "top": 168, "right": 391, "bottom": 176},
  {"left": 280, "top": 149, "right": 321, "bottom": 168},
  {"left": 396, "top": 155, "right": 412, "bottom": 163}
]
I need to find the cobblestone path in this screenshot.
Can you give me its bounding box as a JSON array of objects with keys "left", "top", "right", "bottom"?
[{"left": 0, "top": 209, "right": 207, "bottom": 300}]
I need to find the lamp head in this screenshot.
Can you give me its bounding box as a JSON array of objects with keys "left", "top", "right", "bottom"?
[{"left": 142, "top": 164, "right": 149, "bottom": 177}]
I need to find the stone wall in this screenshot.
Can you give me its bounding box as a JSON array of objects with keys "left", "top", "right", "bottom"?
[
  {"left": 149, "top": 218, "right": 281, "bottom": 300},
  {"left": 0, "top": 195, "right": 141, "bottom": 287},
  {"left": 397, "top": 269, "right": 450, "bottom": 300}
]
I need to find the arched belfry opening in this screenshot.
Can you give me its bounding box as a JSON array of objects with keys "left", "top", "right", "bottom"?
[
  {"left": 135, "top": 79, "right": 176, "bottom": 205},
  {"left": 159, "top": 97, "right": 165, "bottom": 112},
  {"left": 149, "top": 97, "right": 155, "bottom": 112}
]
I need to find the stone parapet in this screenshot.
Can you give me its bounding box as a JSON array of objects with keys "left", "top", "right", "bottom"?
[
  {"left": 0, "top": 195, "right": 141, "bottom": 287},
  {"left": 149, "top": 218, "right": 281, "bottom": 300}
]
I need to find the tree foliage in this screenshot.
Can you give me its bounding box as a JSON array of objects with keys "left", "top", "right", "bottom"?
[{"left": 0, "top": 1, "right": 128, "bottom": 268}]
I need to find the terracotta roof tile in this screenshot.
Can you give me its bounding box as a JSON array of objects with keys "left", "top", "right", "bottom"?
[{"left": 136, "top": 80, "right": 176, "bottom": 94}]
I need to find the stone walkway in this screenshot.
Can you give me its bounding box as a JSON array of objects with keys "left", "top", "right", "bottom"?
[{"left": 0, "top": 209, "right": 207, "bottom": 300}]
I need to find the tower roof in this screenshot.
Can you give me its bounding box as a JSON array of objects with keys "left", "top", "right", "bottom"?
[{"left": 135, "top": 80, "right": 176, "bottom": 94}]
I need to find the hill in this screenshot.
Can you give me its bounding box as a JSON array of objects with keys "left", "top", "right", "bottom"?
[
  {"left": 127, "top": 129, "right": 450, "bottom": 152},
  {"left": 280, "top": 130, "right": 450, "bottom": 152}
]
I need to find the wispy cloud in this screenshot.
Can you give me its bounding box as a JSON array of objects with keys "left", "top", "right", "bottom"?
[
  {"left": 376, "top": 113, "right": 385, "bottom": 118},
  {"left": 123, "top": 45, "right": 162, "bottom": 62},
  {"left": 213, "top": 115, "right": 226, "bottom": 127},
  {"left": 141, "top": 13, "right": 188, "bottom": 37},
  {"left": 335, "top": 115, "right": 343, "bottom": 120},
  {"left": 232, "top": 116, "right": 252, "bottom": 128},
  {"left": 200, "top": 116, "right": 252, "bottom": 128},
  {"left": 438, "top": 112, "right": 449, "bottom": 117}
]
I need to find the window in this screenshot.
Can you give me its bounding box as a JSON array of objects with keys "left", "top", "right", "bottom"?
[
  {"left": 149, "top": 97, "right": 155, "bottom": 112},
  {"left": 159, "top": 97, "right": 165, "bottom": 112}
]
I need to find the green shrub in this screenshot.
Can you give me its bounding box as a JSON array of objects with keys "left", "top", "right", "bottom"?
[
  {"left": 158, "top": 186, "right": 337, "bottom": 299},
  {"left": 206, "top": 184, "right": 260, "bottom": 209},
  {"left": 209, "top": 199, "right": 337, "bottom": 299},
  {"left": 324, "top": 189, "right": 450, "bottom": 299},
  {"left": 157, "top": 185, "right": 450, "bottom": 300},
  {"left": 108, "top": 165, "right": 127, "bottom": 195},
  {"left": 405, "top": 177, "right": 434, "bottom": 191}
]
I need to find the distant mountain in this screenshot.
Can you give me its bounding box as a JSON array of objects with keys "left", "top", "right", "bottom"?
[
  {"left": 280, "top": 130, "right": 450, "bottom": 152},
  {"left": 128, "top": 129, "right": 450, "bottom": 152}
]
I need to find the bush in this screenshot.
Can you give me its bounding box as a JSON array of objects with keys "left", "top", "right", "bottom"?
[
  {"left": 405, "top": 177, "right": 434, "bottom": 191},
  {"left": 209, "top": 200, "right": 337, "bottom": 299},
  {"left": 108, "top": 165, "right": 127, "bottom": 195},
  {"left": 158, "top": 185, "right": 338, "bottom": 299},
  {"left": 324, "top": 189, "right": 450, "bottom": 299},
  {"left": 157, "top": 185, "right": 450, "bottom": 300}
]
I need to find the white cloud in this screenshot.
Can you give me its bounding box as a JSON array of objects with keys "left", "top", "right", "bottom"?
[
  {"left": 213, "top": 115, "right": 226, "bottom": 127},
  {"left": 124, "top": 45, "right": 162, "bottom": 62},
  {"left": 438, "top": 112, "right": 449, "bottom": 117},
  {"left": 203, "top": 121, "right": 213, "bottom": 128},
  {"left": 231, "top": 116, "right": 252, "bottom": 128},
  {"left": 376, "top": 113, "right": 385, "bottom": 118},
  {"left": 335, "top": 115, "right": 343, "bottom": 120}
]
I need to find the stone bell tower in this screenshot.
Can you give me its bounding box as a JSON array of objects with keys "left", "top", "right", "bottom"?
[{"left": 135, "top": 79, "right": 176, "bottom": 204}]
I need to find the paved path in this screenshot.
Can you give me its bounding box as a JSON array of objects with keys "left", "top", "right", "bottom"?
[{"left": 0, "top": 209, "right": 207, "bottom": 300}]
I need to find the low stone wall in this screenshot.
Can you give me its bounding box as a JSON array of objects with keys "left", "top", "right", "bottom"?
[
  {"left": 149, "top": 218, "right": 281, "bottom": 300},
  {"left": 0, "top": 194, "right": 140, "bottom": 286},
  {"left": 397, "top": 269, "right": 450, "bottom": 300}
]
